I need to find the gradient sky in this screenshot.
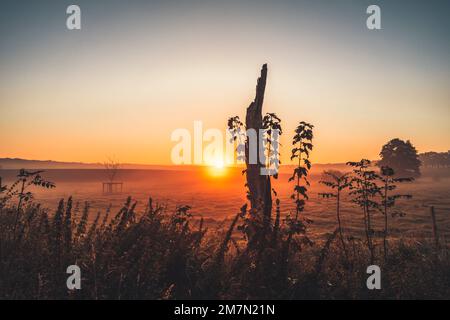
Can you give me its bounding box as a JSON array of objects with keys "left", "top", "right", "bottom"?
[{"left": 1, "top": 0, "right": 449, "bottom": 165}]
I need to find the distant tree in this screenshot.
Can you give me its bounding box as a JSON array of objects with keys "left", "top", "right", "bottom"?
[
  {"left": 104, "top": 157, "right": 120, "bottom": 183},
  {"left": 419, "top": 151, "right": 450, "bottom": 168},
  {"left": 378, "top": 138, "right": 421, "bottom": 178}
]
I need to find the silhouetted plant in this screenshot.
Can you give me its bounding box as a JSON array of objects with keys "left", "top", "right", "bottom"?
[
  {"left": 215, "top": 204, "right": 247, "bottom": 268},
  {"left": 347, "top": 159, "right": 381, "bottom": 263},
  {"left": 227, "top": 116, "right": 250, "bottom": 203},
  {"left": 0, "top": 176, "right": 5, "bottom": 195},
  {"left": 0, "top": 194, "right": 449, "bottom": 299},
  {"left": 319, "top": 170, "right": 352, "bottom": 261},
  {"left": 290, "top": 121, "right": 314, "bottom": 220},
  {"left": 227, "top": 116, "right": 246, "bottom": 165},
  {"left": 260, "top": 112, "right": 282, "bottom": 242},
  {"left": 262, "top": 112, "right": 282, "bottom": 178},
  {"left": 272, "top": 198, "right": 281, "bottom": 244},
  {"left": 379, "top": 166, "right": 413, "bottom": 259},
  {"left": 172, "top": 205, "right": 192, "bottom": 228},
  {"left": 228, "top": 113, "right": 282, "bottom": 248},
  {"left": 276, "top": 122, "right": 315, "bottom": 282},
  {"left": 0, "top": 170, "right": 55, "bottom": 238},
  {"left": 64, "top": 196, "right": 73, "bottom": 257},
  {"left": 75, "top": 201, "right": 90, "bottom": 240}
]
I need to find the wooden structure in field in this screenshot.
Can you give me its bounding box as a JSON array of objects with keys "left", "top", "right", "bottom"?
[{"left": 102, "top": 181, "right": 123, "bottom": 194}]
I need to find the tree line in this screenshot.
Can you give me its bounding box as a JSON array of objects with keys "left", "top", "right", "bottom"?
[{"left": 419, "top": 151, "right": 450, "bottom": 168}]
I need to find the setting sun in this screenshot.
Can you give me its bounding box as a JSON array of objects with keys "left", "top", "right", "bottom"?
[
  {"left": 206, "top": 159, "right": 228, "bottom": 178},
  {"left": 214, "top": 159, "right": 225, "bottom": 169}
]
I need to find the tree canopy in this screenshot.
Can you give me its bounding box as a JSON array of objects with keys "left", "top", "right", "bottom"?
[{"left": 378, "top": 138, "right": 421, "bottom": 178}]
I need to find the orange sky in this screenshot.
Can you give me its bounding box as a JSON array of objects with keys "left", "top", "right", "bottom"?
[{"left": 1, "top": 1, "right": 449, "bottom": 165}]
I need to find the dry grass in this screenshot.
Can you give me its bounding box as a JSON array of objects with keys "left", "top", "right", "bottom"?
[
  {"left": 1, "top": 167, "right": 449, "bottom": 299},
  {"left": 0, "top": 194, "right": 449, "bottom": 300}
]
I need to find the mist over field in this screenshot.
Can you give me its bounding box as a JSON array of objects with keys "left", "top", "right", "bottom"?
[{"left": 2, "top": 166, "right": 449, "bottom": 241}]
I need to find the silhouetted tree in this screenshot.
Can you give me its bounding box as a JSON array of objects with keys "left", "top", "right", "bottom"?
[
  {"left": 244, "top": 64, "right": 272, "bottom": 225},
  {"left": 378, "top": 138, "right": 421, "bottom": 178},
  {"left": 104, "top": 157, "right": 121, "bottom": 183}
]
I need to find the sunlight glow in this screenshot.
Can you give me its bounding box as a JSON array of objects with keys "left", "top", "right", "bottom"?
[
  {"left": 214, "top": 159, "right": 224, "bottom": 169},
  {"left": 205, "top": 158, "right": 227, "bottom": 178}
]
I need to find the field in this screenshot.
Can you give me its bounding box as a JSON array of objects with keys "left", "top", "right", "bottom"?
[
  {"left": 1, "top": 165, "right": 450, "bottom": 300},
  {"left": 1, "top": 165, "right": 449, "bottom": 242}
]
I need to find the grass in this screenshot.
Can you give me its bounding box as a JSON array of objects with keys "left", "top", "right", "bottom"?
[{"left": 0, "top": 193, "right": 449, "bottom": 300}]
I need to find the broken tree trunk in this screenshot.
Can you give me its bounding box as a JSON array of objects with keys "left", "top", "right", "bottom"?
[{"left": 245, "top": 64, "right": 272, "bottom": 228}]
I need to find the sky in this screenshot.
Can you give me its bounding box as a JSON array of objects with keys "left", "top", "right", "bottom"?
[{"left": 0, "top": 0, "right": 449, "bottom": 165}]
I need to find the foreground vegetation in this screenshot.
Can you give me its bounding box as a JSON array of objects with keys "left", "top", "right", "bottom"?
[
  {"left": 0, "top": 191, "right": 449, "bottom": 299},
  {"left": 1, "top": 133, "right": 448, "bottom": 299}
]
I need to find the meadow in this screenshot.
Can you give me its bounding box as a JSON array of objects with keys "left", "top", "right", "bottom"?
[
  {"left": 1, "top": 166, "right": 449, "bottom": 241},
  {"left": 0, "top": 165, "right": 449, "bottom": 299}
]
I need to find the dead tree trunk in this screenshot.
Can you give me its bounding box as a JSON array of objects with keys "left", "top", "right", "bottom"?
[{"left": 245, "top": 64, "right": 272, "bottom": 227}]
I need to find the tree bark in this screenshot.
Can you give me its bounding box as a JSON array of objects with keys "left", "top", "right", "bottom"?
[{"left": 245, "top": 64, "right": 272, "bottom": 224}]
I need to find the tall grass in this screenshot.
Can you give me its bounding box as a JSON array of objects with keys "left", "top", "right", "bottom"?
[
  {"left": 0, "top": 169, "right": 449, "bottom": 299},
  {"left": 0, "top": 197, "right": 448, "bottom": 298}
]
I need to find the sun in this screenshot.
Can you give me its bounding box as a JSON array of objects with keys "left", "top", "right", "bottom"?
[
  {"left": 205, "top": 158, "right": 228, "bottom": 178},
  {"left": 213, "top": 159, "right": 225, "bottom": 169}
]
